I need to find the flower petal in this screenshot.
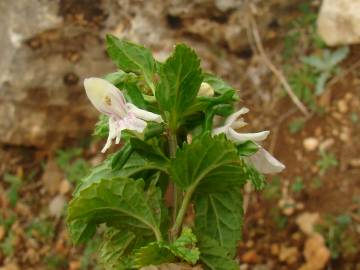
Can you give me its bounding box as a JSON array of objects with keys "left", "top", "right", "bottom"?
[
  {"left": 227, "top": 128, "right": 270, "bottom": 143},
  {"left": 198, "top": 82, "right": 215, "bottom": 97},
  {"left": 126, "top": 103, "right": 163, "bottom": 123},
  {"left": 101, "top": 117, "right": 117, "bottom": 153},
  {"left": 247, "top": 147, "right": 285, "bottom": 174},
  {"left": 212, "top": 126, "right": 228, "bottom": 136},
  {"left": 84, "top": 77, "right": 127, "bottom": 118},
  {"left": 122, "top": 115, "right": 147, "bottom": 133},
  {"left": 225, "top": 107, "right": 249, "bottom": 126}
]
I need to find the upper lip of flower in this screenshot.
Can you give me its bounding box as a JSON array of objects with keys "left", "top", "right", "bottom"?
[
  {"left": 212, "top": 107, "right": 285, "bottom": 174},
  {"left": 84, "top": 77, "right": 163, "bottom": 152}
]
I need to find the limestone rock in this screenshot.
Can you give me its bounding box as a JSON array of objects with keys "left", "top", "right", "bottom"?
[
  {"left": 318, "top": 0, "right": 360, "bottom": 46},
  {"left": 299, "top": 234, "right": 330, "bottom": 270}
]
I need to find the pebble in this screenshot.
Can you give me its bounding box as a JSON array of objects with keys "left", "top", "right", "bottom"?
[
  {"left": 349, "top": 158, "right": 360, "bottom": 168},
  {"left": 0, "top": 226, "right": 5, "bottom": 241},
  {"left": 0, "top": 263, "right": 19, "bottom": 270},
  {"left": 69, "top": 261, "right": 81, "bottom": 270},
  {"left": 337, "top": 99, "right": 348, "bottom": 113},
  {"left": 270, "top": 243, "right": 280, "bottom": 256},
  {"left": 241, "top": 250, "right": 259, "bottom": 264},
  {"left": 303, "top": 138, "right": 319, "bottom": 152},
  {"left": 279, "top": 245, "right": 299, "bottom": 265},
  {"left": 299, "top": 234, "right": 330, "bottom": 270},
  {"left": 319, "top": 138, "right": 334, "bottom": 151},
  {"left": 296, "top": 212, "right": 320, "bottom": 236},
  {"left": 59, "top": 179, "right": 72, "bottom": 194},
  {"left": 49, "top": 195, "right": 66, "bottom": 217}
]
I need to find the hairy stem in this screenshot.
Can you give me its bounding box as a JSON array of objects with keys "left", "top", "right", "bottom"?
[
  {"left": 168, "top": 129, "right": 181, "bottom": 240},
  {"left": 171, "top": 185, "right": 195, "bottom": 238}
]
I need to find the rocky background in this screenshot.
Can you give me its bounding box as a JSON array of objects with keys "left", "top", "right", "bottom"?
[{"left": 1, "top": 0, "right": 360, "bottom": 269}]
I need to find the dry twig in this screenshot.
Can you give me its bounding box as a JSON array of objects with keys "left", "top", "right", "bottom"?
[{"left": 246, "top": 8, "right": 310, "bottom": 117}]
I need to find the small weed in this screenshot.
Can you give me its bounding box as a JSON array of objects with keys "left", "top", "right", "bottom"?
[
  {"left": 310, "top": 177, "right": 322, "bottom": 189},
  {"left": 350, "top": 112, "right": 358, "bottom": 123},
  {"left": 302, "top": 47, "right": 349, "bottom": 95},
  {"left": 291, "top": 177, "right": 304, "bottom": 193},
  {"left": 270, "top": 208, "right": 288, "bottom": 229},
  {"left": 316, "top": 214, "right": 354, "bottom": 259},
  {"left": 288, "top": 118, "right": 305, "bottom": 134},
  {"left": 316, "top": 150, "right": 338, "bottom": 175},
  {"left": 263, "top": 176, "right": 282, "bottom": 201},
  {"left": 56, "top": 148, "right": 90, "bottom": 183},
  {"left": 26, "top": 218, "right": 54, "bottom": 240},
  {"left": 0, "top": 231, "right": 15, "bottom": 257},
  {"left": 4, "top": 173, "right": 22, "bottom": 207},
  {"left": 44, "top": 253, "right": 68, "bottom": 269}
]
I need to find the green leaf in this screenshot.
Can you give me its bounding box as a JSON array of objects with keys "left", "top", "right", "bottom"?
[
  {"left": 74, "top": 152, "right": 168, "bottom": 196},
  {"left": 198, "top": 236, "right": 239, "bottom": 270},
  {"left": 67, "top": 177, "right": 163, "bottom": 242},
  {"left": 99, "top": 229, "right": 137, "bottom": 270},
  {"left": 195, "top": 190, "right": 243, "bottom": 256},
  {"left": 133, "top": 228, "right": 199, "bottom": 267},
  {"left": 315, "top": 71, "right": 330, "bottom": 95},
  {"left": 302, "top": 56, "right": 326, "bottom": 70},
  {"left": 155, "top": 44, "right": 203, "bottom": 128},
  {"left": 170, "top": 133, "right": 247, "bottom": 191},
  {"left": 106, "top": 35, "right": 156, "bottom": 91},
  {"left": 329, "top": 46, "right": 349, "bottom": 66},
  {"left": 67, "top": 220, "right": 96, "bottom": 245},
  {"left": 112, "top": 143, "right": 134, "bottom": 170},
  {"left": 237, "top": 141, "right": 259, "bottom": 156},
  {"left": 134, "top": 242, "right": 176, "bottom": 268},
  {"left": 93, "top": 115, "right": 109, "bottom": 139},
  {"left": 167, "top": 227, "right": 200, "bottom": 264},
  {"left": 242, "top": 161, "right": 266, "bottom": 190}
]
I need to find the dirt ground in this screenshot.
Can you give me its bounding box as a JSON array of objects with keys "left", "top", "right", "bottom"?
[{"left": 1, "top": 1, "right": 360, "bottom": 270}]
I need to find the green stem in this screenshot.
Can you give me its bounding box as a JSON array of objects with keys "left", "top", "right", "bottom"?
[
  {"left": 168, "top": 129, "right": 183, "bottom": 242},
  {"left": 154, "top": 227, "right": 163, "bottom": 242},
  {"left": 171, "top": 185, "right": 195, "bottom": 238}
]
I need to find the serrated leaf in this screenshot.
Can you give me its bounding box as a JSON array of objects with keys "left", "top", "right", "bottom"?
[
  {"left": 167, "top": 227, "right": 200, "bottom": 264},
  {"left": 194, "top": 190, "right": 243, "bottom": 257},
  {"left": 134, "top": 228, "right": 199, "bottom": 267},
  {"left": 134, "top": 242, "right": 176, "bottom": 268},
  {"left": 106, "top": 35, "right": 156, "bottom": 91},
  {"left": 170, "top": 133, "right": 247, "bottom": 191},
  {"left": 68, "top": 220, "right": 96, "bottom": 244},
  {"left": 99, "top": 229, "right": 137, "bottom": 270},
  {"left": 198, "top": 236, "right": 239, "bottom": 270},
  {"left": 74, "top": 152, "right": 168, "bottom": 196},
  {"left": 68, "top": 177, "right": 163, "bottom": 242},
  {"left": 155, "top": 44, "right": 203, "bottom": 128}
]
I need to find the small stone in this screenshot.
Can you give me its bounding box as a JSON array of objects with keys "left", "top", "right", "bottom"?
[
  {"left": 42, "top": 159, "right": 63, "bottom": 195},
  {"left": 296, "top": 212, "right": 320, "bottom": 236},
  {"left": 303, "top": 138, "right": 319, "bottom": 152},
  {"left": 69, "top": 261, "right": 81, "bottom": 270},
  {"left": 0, "top": 225, "right": 5, "bottom": 241},
  {"left": 337, "top": 100, "right": 348, "bottom": 113},
  {"left": 319, "top": 138, "right": 334, "bottom": 151},
  {"left": 270, "top": 243, "right": 280, "bottom": 256},
  {"left": 279, "top": 245, "right": 299, "bottom": 265},
  {"left": 299, "top": 234, "right": 330, "bottom": 270},
  {"left": 241, "top": 250, "right": 259, "bottom": 264},
  {"left": 0, "top": 263, "right": 19, "bottom": 270},
  {"left": 49, "top": 195, "right": 66, "bottom": 217},
  {"left": 349, "top": 158, "right": 360, "bottom": 168},
  {"left": 59, "top": 179, "right": 71, "bottom": 194},
  {"left": 279, "top": 197, "right": 296, "bottom": 216}
]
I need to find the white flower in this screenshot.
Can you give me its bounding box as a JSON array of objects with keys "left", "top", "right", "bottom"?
[
  {"left": 212, "top": 107, "right": 285, "bottom": 174},
  {"left": 84, "top": 77, "right": 163, "bottom": 153},
  {"left": 198, "top": 82, "right": 215, "bottom": 97}
]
